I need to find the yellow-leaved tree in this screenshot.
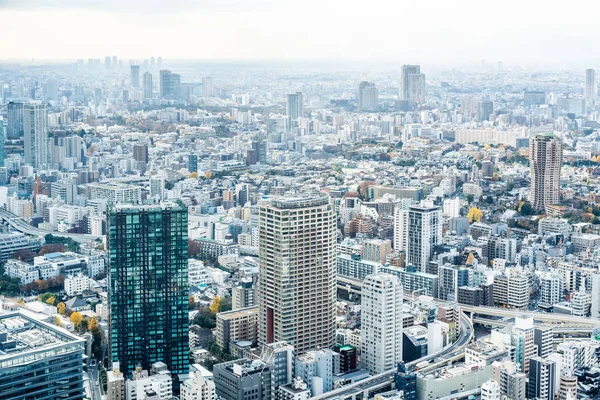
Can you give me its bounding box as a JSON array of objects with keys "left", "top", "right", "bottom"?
[
  {"left": 467, "top": 207, "right": 483, "bottom": 223},
  {"left": 88, "top": 317, "right": 98, "bottom": 331},
  {"left": 57, "top": 302, "right": 66, "bottom": 314},
  {"left": 70, "top": 312, "right": 83, "bottom": 327},
  {"left": 466, "top": 253, "right": 475, "bottom": 265},
  {"left": 210, "top": 296, "right": 221, "bottom": 314},
  {"left": 45, "top": 296, "right": 56, "bottom": 306}
]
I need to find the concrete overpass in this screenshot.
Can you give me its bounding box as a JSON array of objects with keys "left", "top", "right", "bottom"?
[
  {"left": 0, "top": 208, "right": 104, "bottom": 243},
  {"left": 461, "top": 304, "right": 600, "bottom": 327},
  {"left": 309, "top": 311, "right": 474, "bottom": 400}
]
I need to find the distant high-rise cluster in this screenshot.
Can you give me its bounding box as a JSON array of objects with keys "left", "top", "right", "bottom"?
[{"left": 160, "top": 69, "right": 181, "bottom": 99}]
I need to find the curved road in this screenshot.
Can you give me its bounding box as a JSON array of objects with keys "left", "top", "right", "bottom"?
[
  {"left": 309, "top": 312, "right": 474, "bottom": 400},
  {"left": 0, "top": 208, "right": 104, "bottom": 243}
]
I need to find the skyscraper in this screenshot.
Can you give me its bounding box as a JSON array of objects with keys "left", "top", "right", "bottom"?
[
  {"left": 407, "top": 204, "right": 442, "bottom": 272},
  {"left": 401, "top": 65, "right": 426, "bottom": 103},
  {"left": 202, "top": 77, "right": 214, "bottom": 97},
  {"left": 358, "top": 81, "right": 378, "bottom": 111},
  {"left": 529, "top": 134, "right": 562, "bottom": 210},
  {"left": 108, "top": 202, "right": 189, "bottom": 380},
  {"left": 143, "top": 72, "right": 153, "bottom": 99},
  {"left": 477, "top": 100, "right": 494, "bottom": 122},
  {"left": 23, "top": 102, "right": 48, "bottom": 169},
  {"left": 585, "top": 69, "right": 596, "bottom": 103},
  {"left": 285, "top": 92, "right": 304, "bottom": 130},
  {"left": 258, "top": 193, "right": 336, "bottom": 354},
  {"left": 160, "top": 70, "right": 181, "bottom": 99},
  {"left": 131, "top": 65, "right": 140, "bottom": 88},
  {"left": 105, "top": 56, "right": 112, "bottom": 69},
  {"left": 132, "top": 142, "right": 149, "bottom": 163},
  {"left": 361, "top": 274, "right": 403, "bottom": 374},
  {"left": 7, "top": 100, "right": 24, "bottom": 140}
]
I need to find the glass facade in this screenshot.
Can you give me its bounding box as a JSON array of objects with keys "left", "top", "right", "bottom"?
[{"left": 108, "top": 203, "right": 189, "bottom": 378}]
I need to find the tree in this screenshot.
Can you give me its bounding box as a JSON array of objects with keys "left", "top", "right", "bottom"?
[
  {"left": 40, "top": 292, "right": 54, "bottom": 303},
  {"left": 467, "top": 207, "right": 483, "bottom": 223},
  {"left": 466, "top": 253, "right": 475, "bottom": 265},
  {"left": 89, "top": 317, "right": 98, "bottom": 331},
  {"left": 465, "top": 194, "right": 475, "bottom": 204},
  {"left": 55, "top": 316, "right": 62, "bottom": 327},
  {"left": 193, "top": 307, "right": 216, "bottom": 329},
  {"left": 91, "top": 325, "right": 102, "bottom": 358},
  {"left": 12, "top": 248, "right": 37, "bottom": 262},
  {"left": 45, "top": 296, "right": 56, "bottom": 306},
  {"left": 189, "top": 296, "right": 196, "bottom": 310},
  {"left": 70, "top": 312, "right": 83, "bottom": 327},
  {"left": 518, "top": 202, "right": 533, "bottom": 216},
  {"left": 189, "top": 239, "right": 201, "bottom": 258},
  {"left": 57, "top": 302, "right": 66, "bottom": 314},
  {"left": 220, "top": 296, "right": 232, "bottom": 313},
  {"left": 189, "top": 172, "right": 199, "bottom": 179},
  {"left": 210, "top": 296, "right": 221, "bottom": 314},
  {"left": 39, "top": 243, "right": 67, "bottom": 256}
]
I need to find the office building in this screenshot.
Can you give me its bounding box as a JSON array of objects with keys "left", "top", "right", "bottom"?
[
  {"left": 23, "top": 102, "right": 48, "bottom": 169},
  {"left": 286, "top": 92, "right": 303, "bottom": 130},
  {"left": 87, "top": 182, "right": 142, "bottom": 204},
  {"left": 261, "top": 342, "right": 294, "bottom": 400},
  {"left": 143, "top": 72, "right": 153, "bottom": 99},
  {"left": 130, "top": 65, "right": 140, "bottom": 88},
  {"left": 381, "top": 265, "right": 439, "bottom": 298},
  {"left": 401, "top": 65, "right": 425, "bottom": 103},
  {"left": 361, "top": 274, "right": 403, "bottom": 374},
  {"left": 0, "top": 313, "right": 85, "bottom": 399},
  {"left": 133, "top": 142, "right": 149, "bottom": 163},
  {"left": 529, "top": 134, "right": 562, "bottom": 210},
  {"left": 407, "top": 204, "right": 442, "bottom": 272},
  {"left": 258, "top": 194, "right": 336, "bottom": 354},
  {"left": 533, "top": 325, "right": 553, "bottom": 358},
  {"left": 215, "top": 306, "right": 258, "bottom": 352},
  {"left": 108, "top": 202, "right": 189, "bottom": 379},
  {"left": 294, "top": 349, "right": 336, "bottom": 396},
  {"left": 213, "top": 359, "right": 271, "bottom": 400},
  {"left": 528, "top": 357, "right": 555, "bottom": 400},
  {"left": 125, "top": 363, "right": 173, "bottom": 400},
  {"left": 332, "top": 344, "right": 357, "bottom": 373},
  {"left": 160, "top": 70, "right": 181, "bottom": 99},
  {"left": 394, "top": 363, "right": 416, "bottom": 400},
  {"left": 558, "top": 374, "right": 577, "bottom": 400},
  {"left": 477, "top": 100, "right": 494, "bottom": 122},
  {"left": 591, "top": 273, "right": 600, "bottom": 318},
  {"left": 7, "top": 100, "right": 24, "bottom": 140},
  {"left": 586, "top": 69, "right": 596, "bottom": 103}
]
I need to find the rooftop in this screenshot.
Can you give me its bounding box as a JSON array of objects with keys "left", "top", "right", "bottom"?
[{"left": 0, "top": 312, "right": 85, "bottom": 368}]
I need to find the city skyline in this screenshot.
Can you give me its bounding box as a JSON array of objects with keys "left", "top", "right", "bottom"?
[{"left": 1, "top": 0, "right": 600, "bottom": 66}]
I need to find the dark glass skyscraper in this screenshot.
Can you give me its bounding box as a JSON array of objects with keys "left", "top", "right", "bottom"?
[{"left": 108, "top": 202, "right": 189, "bottom": 380}]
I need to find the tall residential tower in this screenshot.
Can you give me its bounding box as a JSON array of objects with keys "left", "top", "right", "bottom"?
[
  {"left": 258, "top": 194, "right": 336, "bottom": 354},
  {"left": 529, "top": 134, "right": 562, "bottom": 210}
]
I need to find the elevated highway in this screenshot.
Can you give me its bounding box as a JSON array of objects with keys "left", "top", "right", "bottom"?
[
  {"left": 309, "top": 311, "right": 474, "bottom": 400},
  {"left": 461, "top": 304, "right": 600, "bottom": 327},
  {"left": 0, "top": 208, "right": 104, "bottom": 243}
]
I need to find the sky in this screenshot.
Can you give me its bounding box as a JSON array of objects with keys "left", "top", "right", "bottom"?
[{"left": 1, "top": 0, "right": 599, "bottom": 66}]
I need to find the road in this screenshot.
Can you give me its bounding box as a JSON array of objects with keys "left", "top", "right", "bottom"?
[
  {"left": 461, "top": 304, "right": 600, "bottom": 327},
  {"left": 309, "top": 312, "right": 474, "bottom": 400},
  {"left": 0, "top": 208, "right": 104, "bottom": 243},
  {"left": 88, "top": 362, "right": 101, "bottom": 400}
]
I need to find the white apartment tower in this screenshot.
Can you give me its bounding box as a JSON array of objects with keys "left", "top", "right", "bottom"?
[
  {"left": 23, "top": 102, "right": 48, "bottom": 169},
  {"left": 407, "top": 204, "right": 442, "bottom": 272},
  {"left": 586, "top": 69, "right": 596, "bottom": 103},
  {"left": 360, "top": 274, "right": 403, "bottom": 374},
  {"left": 529, "top": 134, "right": 562, "bottom": 210},
  {"left": 258, "top": 194, "right": 336, "bottom": 354}
]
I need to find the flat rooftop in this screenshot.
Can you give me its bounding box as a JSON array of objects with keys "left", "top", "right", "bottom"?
[
  {"left": 0, "top": 312, "right": 85, "bottom": 368},
  {"left": 217, "top": 306, "right": 258, "bottom": 320}
]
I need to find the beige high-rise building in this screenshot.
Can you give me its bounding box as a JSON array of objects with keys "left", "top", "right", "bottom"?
[
  {"left": 258, "top": 194, "right": 336, "bottom": 354},
  {"left": 529, "top": 134, "right": 562, "bottom": 210}
]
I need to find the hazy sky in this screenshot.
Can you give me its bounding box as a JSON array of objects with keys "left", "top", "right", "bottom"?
[{"left": 1, "top": 0, "right": 599, "bottom": 66}]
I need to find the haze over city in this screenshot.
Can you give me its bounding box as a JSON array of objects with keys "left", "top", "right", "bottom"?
[{"left": 2, "top": 2, "right": 600, "bottom": 400}]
